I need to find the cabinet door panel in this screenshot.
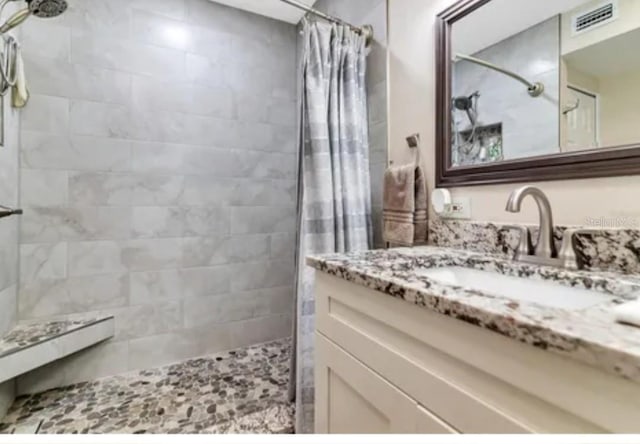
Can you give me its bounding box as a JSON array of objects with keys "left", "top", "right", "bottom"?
[{"left": 315, "top": 334, "right": 415, "bottom": 434}]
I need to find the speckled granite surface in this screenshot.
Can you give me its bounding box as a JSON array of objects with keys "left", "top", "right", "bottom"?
[
  {"left": 307, "top": 247, "right": 640, "bottom": 383},
  {"left": 0, "top": 338, "right": 293, "bottom": 434},
  {"left": 0, "top": 318, "right": 113, "bottom": 358},
  {"left": 429, "top": 220, "right": 640, "bottom": 275}
]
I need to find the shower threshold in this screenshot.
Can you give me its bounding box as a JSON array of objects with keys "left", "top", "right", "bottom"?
[{"left": 0, "top": 338, "right": 293, "bottom": 434}]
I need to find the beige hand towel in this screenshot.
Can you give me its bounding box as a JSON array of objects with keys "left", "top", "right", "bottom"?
[
  {"left": 414, "top": 165, "right": 428, "bottom": 244},
  {"left": 383, "top": 164, "right": 428, "bottom": 246}
]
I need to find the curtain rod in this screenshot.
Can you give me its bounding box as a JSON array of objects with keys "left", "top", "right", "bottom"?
[
  {"left": 455, "top": 53, "right": 544, "bottom": 98},
  {"left": 279, "top": 0, "right": 373, "bottom": 45}
]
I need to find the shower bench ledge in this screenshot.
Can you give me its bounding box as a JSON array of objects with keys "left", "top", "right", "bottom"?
[{"left": 0, "top": 317, "right": 114, "bottom": 384}]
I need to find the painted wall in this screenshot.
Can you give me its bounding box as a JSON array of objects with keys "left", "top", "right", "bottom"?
[
  {"left": 565, "top": 67, "right": 640, "bottom": 149},
  {"left": 389, "top": 0, "right": 640, "bottom": 228},
  {"left": 597, "top": 71, "right": 640, "bottom": 147},
  {"left": 16, "top": 0, "right": 296, "bottom": 392}
]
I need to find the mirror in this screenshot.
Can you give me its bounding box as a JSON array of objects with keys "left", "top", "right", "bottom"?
[{"left": 436, "top": 0, "right": 640, "bottom": 186}]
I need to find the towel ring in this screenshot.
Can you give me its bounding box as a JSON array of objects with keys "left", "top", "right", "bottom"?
[
  {"left": 563, "top": 98, "right": 580, "bottom": 115},
  {"left": 388, "top": 133, "right": 422, "bottom": 166},
  {"left": 406, "top": 133, "right": 421, "bottom": 165}
]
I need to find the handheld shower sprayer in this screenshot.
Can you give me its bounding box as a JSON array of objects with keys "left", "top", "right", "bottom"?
[
  {"left": 452, "top": 91, "right": 479, "bottom": 127},
  {"left": 451, "top": 91, "right": 481, "bottom": 161},
  {"left": 0, "top": 0, "right": 67, "bottom": 97},
  {"left": 0, "top": 0, "right": 67, "bottom": 33}
]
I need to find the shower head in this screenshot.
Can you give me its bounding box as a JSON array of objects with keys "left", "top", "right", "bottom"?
[
  {"left": 26, "top": 0, "right": 67, "bottom": 18},
  {"left": 0, "top": 0, "right": 67, "bottom": 33},
  {"left": 453, "top": 96, "right": 473, "bottom": 112},
  {"left": 452, "top": 92, "right": 480, "bottom": 127},
  {"left": 452, "top": 91, "right": 479, "bottom": 111}
]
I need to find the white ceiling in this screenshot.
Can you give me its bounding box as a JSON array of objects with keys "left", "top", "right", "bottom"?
[{"left": 210, "top": 0, "right": 317, "bottom": 24}]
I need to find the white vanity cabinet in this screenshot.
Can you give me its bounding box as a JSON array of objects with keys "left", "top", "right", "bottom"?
[
  {"left": 316, "top": 334, "right": 418, "bottom": 433},
  {"left": 316, "top": 333, "right": 458, "bottom": 434},
  {"left": 314, "top": 273, "right": 640, "bottom": 434}
]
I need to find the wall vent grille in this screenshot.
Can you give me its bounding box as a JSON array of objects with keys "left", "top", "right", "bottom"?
[{"left": 572, "top": 1, "right": 618, "bottom": 34}]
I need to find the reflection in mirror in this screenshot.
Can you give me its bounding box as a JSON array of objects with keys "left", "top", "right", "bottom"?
[{"left": 450, "top": 0, "right": 640, "bottom": 167}]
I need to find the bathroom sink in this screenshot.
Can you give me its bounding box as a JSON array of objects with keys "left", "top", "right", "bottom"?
[{"left": 418, "top": 266, "right": 612, "bottom": 310}]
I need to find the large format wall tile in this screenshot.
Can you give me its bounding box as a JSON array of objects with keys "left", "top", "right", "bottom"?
[
  {"left": 0, "top": 14, "right": 32, "bottom": 415},
  {"left": 131, "top": 0, "right": 186, "bottom": 21},
  {"left": 71, "top": 32, "right": 186, "bottom": 79},
  {"left": 129, "top": 269, "right": 182, "bottom": 305},
  {"left": 17, "top": 0, "right": 298, "bottom": 388},
  {"left": 181, "top": 236, "right": 229, "bottom": 268},
  {"left": 19, "top": 273, "right": 130, "bottom": 319},
  {"left": 19, "top": 243, "right": 68, "bottom": 283},
  {"left": 21, "top": 95, "right": 69, "bottom": 135},
  {"left": 20, "top": 206, "right": 132, "bottom": 243},
  {"left": 21, "top": 131, "right": 132, "bottom": 172},
  {"left": 0, "top": 286, "right": 16, "bottom": 337},
  {"left": 20, "top": 170, "right": 68, "bottom": 207},
  {"left": 179, "top": 265, "right": 231, "bottom": 298},
  {"left": 25, "top": 56, "right": 132, "bottom": 105},
  {"left": 19, "top": 21, "right": 71, "bottom": 61},
  {"left": 230, "top": 206, "right": 296, "bottom": 234}
]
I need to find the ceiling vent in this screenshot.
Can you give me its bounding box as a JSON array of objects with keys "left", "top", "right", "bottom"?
[{"left": 572, "top": 1, "right": 618, "bottom": 35}]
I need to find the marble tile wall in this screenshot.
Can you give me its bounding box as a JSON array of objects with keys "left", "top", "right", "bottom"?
[
  {"left": 0, "top": 63, "right": 19, "bottom": 338},
  {"left": 453, "top": 16, "right": 560, "bottom": 161},
  {"left": 0, "top": 2, "right": 22, "bottom": 417},
  {"left": 16, "top": 0, "right": 297, "bottom": 393},
  {"left": 295, "top": 0, "right": 388, "bottom": 433}
]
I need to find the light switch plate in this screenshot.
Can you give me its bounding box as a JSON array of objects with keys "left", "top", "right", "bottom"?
[{"left": 444, "top": 197, "right": 472, "bottom": 220}]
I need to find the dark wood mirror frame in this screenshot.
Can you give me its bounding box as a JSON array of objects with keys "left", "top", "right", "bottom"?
[{"left": 436, "top": 0, "right": 640, "bottom": 187}]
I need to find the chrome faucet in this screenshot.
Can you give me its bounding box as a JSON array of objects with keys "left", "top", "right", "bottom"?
[
  {"left": 505, "top": 186, "right": 602, "bottom": 270},
  {"left": 505, "top": 186, "right": 556, "bottom": 260}
]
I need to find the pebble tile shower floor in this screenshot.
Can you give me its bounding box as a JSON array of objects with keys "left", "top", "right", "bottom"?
[{"left": 0, "top": 339, "right": 293, "bottom": 434}]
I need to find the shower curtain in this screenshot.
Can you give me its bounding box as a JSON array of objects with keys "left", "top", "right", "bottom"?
[{"left": 291, "top": 19, "right": 373, "bottom": 433}]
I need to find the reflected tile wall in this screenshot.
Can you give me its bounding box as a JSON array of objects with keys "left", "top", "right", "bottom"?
[
  {"left": 452, "top": 16, "right": 560, "bottom": 161},
  {"left": 17, "top": 0, "right": 297, "bottom": 391}
]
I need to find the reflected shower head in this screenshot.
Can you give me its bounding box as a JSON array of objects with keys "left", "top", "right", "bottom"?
[
  {"left": 452, "top": 91, "right": 480, "bottom": 126},
  {"left": 453, "top": 96, "right": 473, "bottom": 111},
  {"left": 0, "top": 0, "right": 67, "bottom": 33}
]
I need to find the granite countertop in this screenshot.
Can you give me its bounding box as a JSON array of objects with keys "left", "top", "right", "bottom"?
[{"left": 307, "top": 246, "right": 640, "bottom": 383}]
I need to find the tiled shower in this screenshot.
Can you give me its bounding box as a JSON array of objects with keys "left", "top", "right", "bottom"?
[
  {"left": 0, "top": 0, "right": 387, "bottom": 434},
  {"left": 18, "top": 0, "right": 297, "bottom": 387}
]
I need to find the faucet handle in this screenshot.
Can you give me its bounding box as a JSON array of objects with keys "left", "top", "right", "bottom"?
[
  {"left": 558, "top": 228, "right": 603, "bottom": 270},
  {"left": 503, "top": 224, "right": 533, "bottom": 258}
]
